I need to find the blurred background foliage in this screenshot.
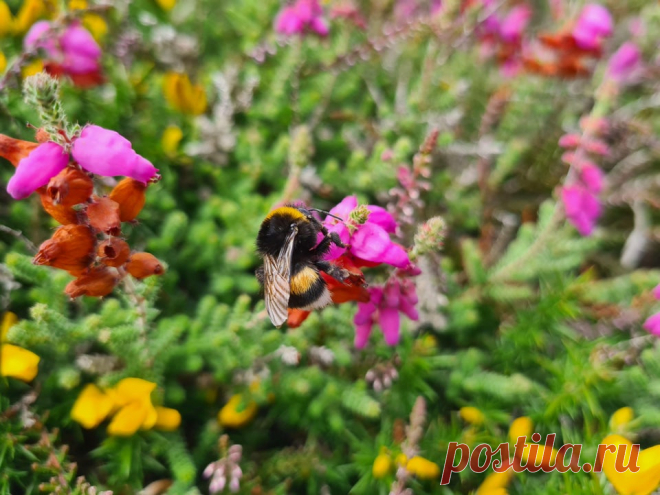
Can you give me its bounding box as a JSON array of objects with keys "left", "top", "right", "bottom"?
[{"left": 1, "top": 0, "right": 660, "bottom": 493}]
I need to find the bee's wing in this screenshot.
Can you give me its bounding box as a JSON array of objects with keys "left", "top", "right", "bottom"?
[{"left": 263, "top": 227, "right": 298, "bottom": 327}]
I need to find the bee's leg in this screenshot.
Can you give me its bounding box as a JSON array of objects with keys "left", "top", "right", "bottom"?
[
  {"left": 311, "top": 225, "right": 347, "bottom": 255},
  {"left": 316, "top": 260, "right": 349, "bottom": 282}
]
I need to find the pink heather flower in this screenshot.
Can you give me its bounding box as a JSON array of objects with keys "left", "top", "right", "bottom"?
[
  {"left": 606, "top": 42, "right": 643, "bottom": 84},
  {"left": 72, "top": 125, "right": 159, "bottom": 183},
  {"left": 558, "top": 133, "right": 581, "bottom": 149},
  {"left": 353, "top": 280, "right": 419, "bottom": 348},
  {"left": 25, "top": 21, "right": 101, "bottom": 75},
  {"left": 275, "top": 0, "right": 329, "bottom": 37},
  {"left": 323, "top": 196, "right": 410, "bottom": 268},
  {"left": 6, "top": 142, "right": 69, "bottom": 199},
  {"left": 572, "top": 4, "right": 613, "bottom": 50},
  {"left": 643, "top": 312, "right": 660, "bottom": 337},
  {"left": 653, "top": 284, "right": 660, "bottom": 300},
  {"left": 499, "top": 5, "right": 531, "bottom": 43},
  {"left": 583, "top": 139, "right": 610, "bottom": 156},
  {"left": 580, "top": 162, "right": 604, "bottom": 193},
  {"left": 561, "top": 184, "right": 601, "bottom": 236}
]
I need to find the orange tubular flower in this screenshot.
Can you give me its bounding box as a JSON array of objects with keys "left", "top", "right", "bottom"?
[
  {"left": 46, "top": 167, "right": 94, "bottom": 207},
  {"left": 0, "top": 134, "right": 39, "bottom": 167},
  {"left": 33, "top": 224, "right": 96, "bottom": 275},
  {"left": 65, "top": 266, "right": 118, "bottom": 298},
  {"left": 125, "top": 253, "right": 165, "bottom": 279},
  {"left": 97, "top": 238, "right": 131, "bottom": 267},
  {"left": 86, "top": 197, "right": 122, "bottom": 236},
  {"left": 38, "top": 187, "right": 81, "bottom": 225},
  {"left": 108, "top": 178, "right": 147, "bottom": 222},
  {"left": 287, "top": 254, "right": 368, "bottom": 328}
]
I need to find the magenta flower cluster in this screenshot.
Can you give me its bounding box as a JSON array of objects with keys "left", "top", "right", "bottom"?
[
  {"left": 25, "top": 21, "right": 101, "bottom": 76},
  {"left": 354, "top": 279, "right": 419, "bottom": 349},
  {"left": 572, "top": 4, "right": 613, "bottom": 50},
  {"left": 275, "top": 0, "right": 329, "bottom": 37},
  {"left": 606, "top": 42, "right": 643, "bottom": 85},
  {"left": 322, "top": 196, "right": 410, "bottom": 269},
  {"left": 7, "top": 126, "right": 159, "bottom": 200},
  {"left": 558, "top": 118, "right": 610, "bottom": 237}
]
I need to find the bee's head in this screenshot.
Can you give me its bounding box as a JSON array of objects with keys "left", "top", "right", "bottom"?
[{"left": 256, "top": 206, "right": 321, "bottom": 257}]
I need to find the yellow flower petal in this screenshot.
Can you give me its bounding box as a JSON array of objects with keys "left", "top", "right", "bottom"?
[
  {"left": 610, "top": 407, "right": 635, "bottom": 430},
  {"left": 476, "top": 469, "right": 514, "bottom": 495},
  {"left": 162, "top": 125, "right": 183, "bottom": 155},
  {"left": 218, "top": 394, "right": 258, "bottom": 428},
  {"left": 405, "top": 456, "right": 440, "bottom": 480},
  {"left": 22, "top": 59, "right": 44, "bottom": 79},
  {"left": 509, "top": 416, "right": 533, "bottom": 444},
  {"left": 82, "top": 13, "right": 107, "bottom": 41},
  {"left": 1, "top": 311, "right": 18, "bottom": 341},
  {"left": 13, "top": 0, "right": 49, "bottom": 35},
  {"left": 0, "top": 343, "right": 40, "bottom": 382},
  {"left": 70, "top": 384, "right": 115, "bottom": 429},
  {"left": 154, "top": 406, "right": 181, "bottom": 431},
  {"left": 112, "top": 377, "right": 157, "bottom": 406},
  {"left": 163, "top": 72, "right": 207, "bottom": 116},
  {"left": 107, "top": 401, "right": 152, "bottom": 436},
  {"left": 0, "top": 1, "right": 12, "bottom": 37},
  {"left": 601, "top": 434, "right": 660, "bottom": 495},
  {"left": 459, "top": 406, "right": 485, "bottom": 425},
  {"left": 155, "top": 0, "right": 176, "bottom": 11},
  {"left": 372, "top": 452, "right": 392, "bottom": 478},
  {"left": 68, "top": 0, "right": 87, "bottom": 9}
]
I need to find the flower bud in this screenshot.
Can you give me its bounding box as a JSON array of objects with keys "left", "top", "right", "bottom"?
[
  {"left": 97, "top": 238, "right": 130, "bottom": 267},
  {"left": 47, "top": 167, "right": 94, "bottom": 207},
  {"left": 33, "top": 224, "right": 96, "bottom": 275},
  {"left": 0, "top": 134, "right": 39, "bottom": 167},
  {"left": 108, "top": 178, "right": 147, "bottom": 222},
  {"left": 38, "top": 188, "right": 80, "bottom": 225},
  {"left": 65, "top": 266, "right": 118, "bottom": 298},
  {"left": 86, "top": 196, "right": 122, "bottom": 236},
  {"left": 125, "top": 252, "right": 165, "bottom": 279}
]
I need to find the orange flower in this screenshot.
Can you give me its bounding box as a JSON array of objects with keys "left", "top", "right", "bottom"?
[
  {"left": 46, "top": 167, "right": 93, "bottom": 207},
  {"left": 33, "top": 224, "right": 96, "bottom": 275},
  {"left": 0, "top": 134, "right": 39, "bottom": 167},
  {"left": 65, "top": 266, "right": 118, "bottom": 298},
  {"left": 108, "top": 178, "right": 147, "bottom": 222},
  {"left": 97, "top": 238, "right": 130, "bottom": 267},
  {"left": 86, "top": 197, "right": 122, "bottom": 236},
  {"left": 38, "top": 187, "right": 81, "bottom": 225},
  {"left": 125, "top": 252, "right": 165, "bottom": 279}
]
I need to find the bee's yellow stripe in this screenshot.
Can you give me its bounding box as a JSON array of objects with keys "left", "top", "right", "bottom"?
[
  {"left": 265, "top": 206, "right": 305, "bottom": 221},
  {"left": 290, "top": 266, "right": 318, "bottom": 295}
]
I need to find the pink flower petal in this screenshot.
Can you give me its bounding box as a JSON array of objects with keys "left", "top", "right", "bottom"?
[
  {"left": 643, "top": 312, "right": 660, "bottom": 337},
  {"left": 580, "top": 163, "right": 604, "bottom": 194},
  {"left": 7, "top": 142, "right": 69, "bottom": 199},
  {"left": 354, "top": 323, "right": 373, "bottom": 349},
  {"left": 378, "top": 307, "right": 400, "bottom": 346},
  {"left": 275, "top": 7, "right": 304, "bottom": 35},
  {"left": 499, "top": 5, "right": 531, "bottom": 43},
  {"left": 367, "top": 206, "right": 397, "bottom": 233},
  {"left": 323, "top": 222, "right": 349, "bottom": 260},
  {"left": 606, "top": 42, "right": 643, "bottom": 85},
  {"left": 309, "top": 16, "right": 329, "bottom": 36},
  {"left": 354, "top": 301, "right": 377, "bottom": 325},
  {"left": 72, "top": 125, "right": 158, "bottom": 182},
  {"left": 60, "top": 24, "right": 101, "bottom": 74},
  {"left": 399, "top": 295, "right": 419, "bottom": 321},
  {"left": 24, "top": 21, "right": 56, "bottom": 54},
  {"left": 350, "top": 222, "right": 389, "bottom": 262},
  {"left": 379, "top": 242, "right": 411, "bottom": 269},
  {"left": 652, "top": 284, "right": 660, "bottom": 300},
  {"left": 558, "top": 134, "right": 581, "bottom": 149},
  {"left": 327, "top": 196, "right": 358, "bottom": 222},
  {"left": 572, "top": 3, "right": 613, "bottom": 50},
  {"left": 383, "top": 282, "right": 401, "bottom": 309}
]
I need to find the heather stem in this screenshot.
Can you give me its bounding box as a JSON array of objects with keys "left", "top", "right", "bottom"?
[{"left": 23, "top": 73, "right": 68, "bottom": 145}]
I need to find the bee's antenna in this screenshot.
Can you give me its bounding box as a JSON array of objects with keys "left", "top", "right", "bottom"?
[{"left": 309, "top": 208, "right": 343, "bottom": 222}]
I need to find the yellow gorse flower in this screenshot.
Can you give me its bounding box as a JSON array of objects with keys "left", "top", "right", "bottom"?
[
  {"left": 372, "top": 448, "right": 392, "bottom": 478},
  {"left": 0, "top": 312, "right": 40, "bottom": 382},
  {"left": 0, "top": 1, "right": 12, "bottom": 37},
  {"left": 405, "top": 456, "right": 441, "bottom": 480},
  {"left": 163, "top": 72, "right": 207, "bottom": 116},
  {"left": 508, "top": 416, "right": 533, "bottom": 443},
  {"left": 459, "top": 406, "right": 485, "bottom": 425},
  {"left": 600, "top": 434, "right": 660, "bottom": 495},
  {"left": 68, "top": 0, "right": 108, "bottom": 41},
  {"left": 22, "top": 59, "right": 44, "bottom": 78},
  {"left": 0, "top": 50, "right": 6, "bottom": 73},
  {"left": 610, "top": 407, "right": 635, "bottom": 431},
  {"left": 218, "top": 394, "right": 258, "bottom": 428},
  {"left": 70, "top": 377, "right": 181, "bottom": 436},
  {"left": 162, "top": 125, "right": 183, "bottom": 155},
  {"left": 155, "top": 0, "right": 176, "bottom": 11},
  {"left": 12, "top": 0, "right": 52, "bottom": 35},
  {"left": 476, "top": 469, "right": 514, "bottom": 495}
]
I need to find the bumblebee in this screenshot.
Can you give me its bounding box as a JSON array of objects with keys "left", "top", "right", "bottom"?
[{"left": 256, "top": 206, "right": 348, "bottom": 327}]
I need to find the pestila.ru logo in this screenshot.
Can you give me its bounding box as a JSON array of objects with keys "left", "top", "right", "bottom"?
[{"left": 440, "top": 434, "right": 640, "bottom": 485}]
